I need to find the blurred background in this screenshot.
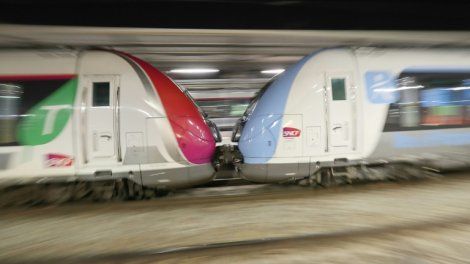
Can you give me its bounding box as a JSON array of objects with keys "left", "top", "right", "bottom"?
[{"left": 2, "top": 1, "right": 470, "bottom": 263}]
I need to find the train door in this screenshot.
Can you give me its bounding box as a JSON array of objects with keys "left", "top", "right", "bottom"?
[
  {"left": 83, "top": 75, "right": 120, "bottom": 165},
  {"left": 324, "top": 73, "right": 356, "bottom": 152}
]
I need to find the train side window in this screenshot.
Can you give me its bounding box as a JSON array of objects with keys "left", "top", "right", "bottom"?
[
  {"left": 92, "top": 82, "right": 110, "bottom": 107},
  {"left": 384, "top": 71, "right": 470, "bottom": 131},
  {"left": 331, "top": 78, "right": 346, "bottom": 100},
  {"left": 0, "top": 78, "right": 70, "bottom": 146},
  {"left": 0, "top": 83, "right": 22, "bottom": 146}
]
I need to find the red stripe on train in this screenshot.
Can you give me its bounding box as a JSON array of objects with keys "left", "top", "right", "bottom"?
[{"left": 117, "top": 51, "right": 215, "bottom": 164}]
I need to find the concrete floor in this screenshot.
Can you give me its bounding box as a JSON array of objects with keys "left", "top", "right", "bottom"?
[{"left": 1, "top": 174, "right": 470, "bottom": 263}]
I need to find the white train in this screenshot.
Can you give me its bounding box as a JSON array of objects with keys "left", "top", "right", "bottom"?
[
  {"left": 0, "top": 49, "right": 220, "bottom": 194},
  {"left": 233, "top": 48, "right": 470, "bottom": 183}
]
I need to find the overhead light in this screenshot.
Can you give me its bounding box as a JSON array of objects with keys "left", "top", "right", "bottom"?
[
  {"left": 261, "top": 69, "right": 285, "bottom": 75},
  {"left": 169, "top": 68, "right": 220, "bottom": 74}
]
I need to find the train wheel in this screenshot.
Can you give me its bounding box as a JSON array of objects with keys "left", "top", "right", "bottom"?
[
  {"left": 90, "top": 181, "right": 115, "bottom": 202},
  {"left": 113, "top": 180, "right": 129, "bottom": 201},
  {"left": 73, "top": 182, "right": 92, "bottom": 201},
  {"left": 128, "top": 181, "right": 144, "bottom": 200},
  {"left": 0, "top": 186, "right": 36, "bottom": 206},
  {"left": 44, "top": 183, "right": 73, "bottom": 204},
  {"left": 320, "top": 168, "right": 336, "bottom": 187}
]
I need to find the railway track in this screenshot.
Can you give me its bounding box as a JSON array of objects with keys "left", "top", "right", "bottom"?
[
  {"left": 2, "top": 173, "right": 470, "bottom": 263},
  {"left": 5, "top": 214, "right": 470, "bottom": 264}
]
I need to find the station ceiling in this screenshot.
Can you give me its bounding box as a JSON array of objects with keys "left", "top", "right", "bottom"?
[
  {"left": 2, "top": 24, "right": 470, "bottom": 93},
  {"left": 2, "top": 0, "right": 470, "bottom": 30}
]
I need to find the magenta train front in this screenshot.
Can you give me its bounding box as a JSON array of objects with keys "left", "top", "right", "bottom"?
[
  {"left": 119, "top": 52, "right": 217, "bottom": 165},
  {"left": 0, "top": 50, "right": 220, "bottom": 189}
]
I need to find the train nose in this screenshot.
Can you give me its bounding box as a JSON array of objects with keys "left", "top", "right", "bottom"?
[
  {"left": 238, "top": 114, "right": 282, "bottom": 159},
  {"left": 116, "top": 51, "right": 216, "bottom": 165},
  {"left": 172, "top": 115, "right": 216, "bottom": 164}
]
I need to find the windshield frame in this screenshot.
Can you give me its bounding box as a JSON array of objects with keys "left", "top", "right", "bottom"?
[
  {"left": 241, "top": 76, "right": 277, "bottom": 120},
  {"left": 172, "top": 80, "right": 209, "bottom": 118}
]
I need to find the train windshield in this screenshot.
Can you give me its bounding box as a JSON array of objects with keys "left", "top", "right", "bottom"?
[
  {"left": 173, "top": 82, "right": 221, "bottom": 141},
  {"left": 232, "top": 77, "right": 277, "bottom": 142},
  {"left": 174, "top": 82, "right": 209, "bottom": 118},
  {"left": 242, "top": 77, "right": 276, "bottom": 120}
]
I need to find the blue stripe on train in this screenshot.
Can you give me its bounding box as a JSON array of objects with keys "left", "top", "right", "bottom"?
[
  {"left": 393, "top": 130, "right": 470, "bottom": 148},
  {"left": 239, "top": 51, "right": 320, "bottom": 164}
]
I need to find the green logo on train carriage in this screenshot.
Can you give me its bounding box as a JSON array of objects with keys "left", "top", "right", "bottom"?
[{"left": 17, "top": 78, "right": 77, "bottom": 145}]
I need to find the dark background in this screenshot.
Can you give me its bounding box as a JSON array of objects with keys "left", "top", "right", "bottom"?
[{"left": 0, "top": 0, "right": 469, "bottom": 30}]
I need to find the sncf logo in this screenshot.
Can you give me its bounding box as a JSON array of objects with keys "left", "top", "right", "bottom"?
[
  {"left": 45, "top": 153, "right": 73, "bottom": 168},
  {"left": 283, "top": 127, "right": 301, "bottom": 138}
]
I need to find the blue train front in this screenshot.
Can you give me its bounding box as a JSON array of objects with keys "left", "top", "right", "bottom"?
[{"left": 233, "top": 48, "right": 470, "bottom": 183}]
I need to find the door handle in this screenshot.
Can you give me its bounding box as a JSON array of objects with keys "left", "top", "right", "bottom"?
[
  {"left": 100, "top": 134, "right": 112, "bottom": 141},
  {"left": 332, "top": 125, "right": 342, "bottom": 131}
]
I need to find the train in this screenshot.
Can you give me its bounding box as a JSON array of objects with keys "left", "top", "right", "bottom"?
[
  {"left": 2, "top": 47, "right": 470, "bottom": 203},
  {"left": 0, "top": 49, "right": 221, "bottom": 199},
  {"left": 233, "top": 48, "right": 470, "bottom": 184}
]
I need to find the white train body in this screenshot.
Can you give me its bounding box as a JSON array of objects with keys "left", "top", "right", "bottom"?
[
  {"left": 235, "top": 48, "right": 470, "bottom": 182},
  {"left": 0, "top": 50, "right": 218, "bottom": 189}
]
